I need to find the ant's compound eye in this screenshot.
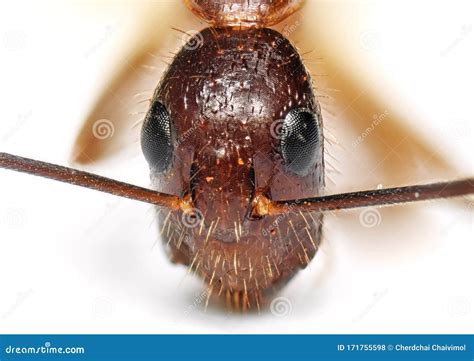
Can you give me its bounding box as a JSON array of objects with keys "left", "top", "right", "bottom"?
[
  {"left": 279, "top": 108, "right": 320, "bottom": 176},
  {"left": 141, "top": 101, "right": 173, "bottom": 172}
]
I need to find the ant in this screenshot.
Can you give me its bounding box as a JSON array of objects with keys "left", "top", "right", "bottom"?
[{"left": 1, "top": 0, "right": 473, "bottom": 312}]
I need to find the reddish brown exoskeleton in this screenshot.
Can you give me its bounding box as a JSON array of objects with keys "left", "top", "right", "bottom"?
[{"left": 0, "top": 0, "right": 473, "bottom": 311}]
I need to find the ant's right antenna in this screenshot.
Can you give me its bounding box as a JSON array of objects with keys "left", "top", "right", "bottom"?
[{"left": 253, "top": 179, "right": 474, "bottom": 217}]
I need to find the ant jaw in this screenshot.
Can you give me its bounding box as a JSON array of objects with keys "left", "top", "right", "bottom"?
[{"left": 177, "top": 191, "right": 273, "bottom": 220}]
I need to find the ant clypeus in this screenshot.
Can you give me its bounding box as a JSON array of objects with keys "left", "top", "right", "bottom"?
[{"left": 0, "top": 0, "right": 473, "bottom": 312}]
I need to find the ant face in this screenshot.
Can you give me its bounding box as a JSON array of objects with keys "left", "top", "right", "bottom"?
[{"left": 140, "top": 27, "right": 325, "bottom": 307}]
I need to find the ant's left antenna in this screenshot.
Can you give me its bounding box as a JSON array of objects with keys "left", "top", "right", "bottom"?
[{"left": 0, "top": 153, "right": 181, "bottom": 210}]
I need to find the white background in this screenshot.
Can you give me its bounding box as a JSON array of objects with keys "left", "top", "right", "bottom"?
[{"left": 0, "top": 0, "right": 472, "bottom": 333}]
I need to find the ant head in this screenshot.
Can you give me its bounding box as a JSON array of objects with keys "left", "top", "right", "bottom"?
[{"left": 140, "top": 27, "right": 324, "bottom": 303}]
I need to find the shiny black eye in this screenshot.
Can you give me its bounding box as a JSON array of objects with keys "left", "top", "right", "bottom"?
[
  {"left": 279, "top": 108, "right": 320, "bottom": 176},
  {"left": 141, "top": 101, "right": 173, "bottom": 172}
]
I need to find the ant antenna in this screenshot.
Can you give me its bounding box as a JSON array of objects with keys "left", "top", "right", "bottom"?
[
  {"left": 0, "top": 153, "right": 180, "bottom": 210},
  {"left": 253, "top": 179, "right": 474, "bottom": 216},
  {"left": 1, "top": 153, "right": 473, "bottom": 217}
]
